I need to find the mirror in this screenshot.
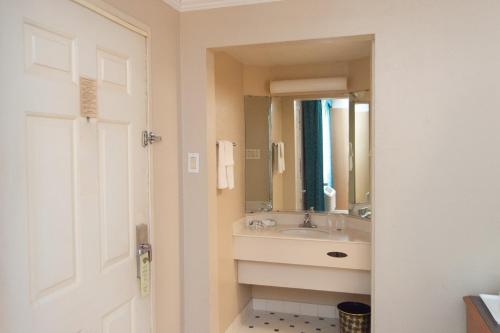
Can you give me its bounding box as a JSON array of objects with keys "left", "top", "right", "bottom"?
[
  {"left": 244, "top": 96, "right": 272, "bottom": 212},
  {"left": 244, "top": 92, "right": 371, "bottom": 219}
]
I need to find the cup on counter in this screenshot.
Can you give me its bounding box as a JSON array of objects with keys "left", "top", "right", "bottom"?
[{"left": 336, "top": 214, "right": 346, "bottom": 231}]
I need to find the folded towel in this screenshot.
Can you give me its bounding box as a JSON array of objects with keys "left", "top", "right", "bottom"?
[
  {"left": 273, "top": 142, "right": 285, "bottom": 174},
  {"left": 217, "top": 140, "right": 234, "bottom": 190}
]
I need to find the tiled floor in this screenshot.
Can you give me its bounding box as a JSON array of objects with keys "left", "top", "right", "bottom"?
[{"left": 236, "top": 309, "right": 339, "bottom": 333}]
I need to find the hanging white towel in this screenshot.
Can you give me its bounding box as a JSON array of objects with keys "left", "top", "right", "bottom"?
[
  {"left": 273, "top": 142, "right": 285, "bottom": 174},
  {"left": 217, "top": 140, "right": 235, "bottom": 190},
  {"left": 217, "top": 141, "right": 227, "bottom": 189},
  {"left": 225, "top": 141, "right": 234, "bottom": 189}
]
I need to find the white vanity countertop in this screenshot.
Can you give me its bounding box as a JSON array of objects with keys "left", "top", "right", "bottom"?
[
  {"left": 244, "top": 211, "right": 371, "bottom": 232},
  {"left": 233, "top": 222, "right": 371, "bottom": 244}
]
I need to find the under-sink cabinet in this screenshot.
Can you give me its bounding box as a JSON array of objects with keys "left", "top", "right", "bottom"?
[{"left": 233, "top": 221, "right": 371, "bottom": 295}]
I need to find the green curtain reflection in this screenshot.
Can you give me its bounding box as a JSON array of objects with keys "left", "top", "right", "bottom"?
[{"left": 302, "top": 100, "right": 324, "bottom": 211}]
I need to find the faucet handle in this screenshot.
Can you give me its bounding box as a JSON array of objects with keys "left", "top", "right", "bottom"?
[{"left": 308, "top": 207, "right": 315, "bottom": 213}]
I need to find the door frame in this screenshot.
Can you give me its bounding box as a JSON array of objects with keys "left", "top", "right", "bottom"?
[{"left": 69, "top": 0, "right": 156, "bottom": 331}]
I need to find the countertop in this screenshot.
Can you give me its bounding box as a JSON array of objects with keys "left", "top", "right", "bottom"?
[{"left": 233, "top": 223, "right": 371, "bottom": 244}]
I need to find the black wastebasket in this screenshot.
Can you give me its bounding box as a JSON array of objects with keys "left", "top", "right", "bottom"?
[{"left": 338, "top": 302, "right": 371, "bottom": 333}]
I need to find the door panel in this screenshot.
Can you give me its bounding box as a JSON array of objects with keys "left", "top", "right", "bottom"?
[
  {"left": 98, "top": 121, "right": 132, "bottom": 270},
  {"left": 26, "top": 114, "right": 78, "bottom": 302},
  {"left": 98, "top": 49, "right": 130, "bottom": 91},
  {"left": 24, "top": 22, "right": 77, "bottom": 81},
  {"left": 102, "top": 300, "right": 133, "bottom": 333},
  {"left": 0, "top": 1, "right": 150, "bottom": 332}
]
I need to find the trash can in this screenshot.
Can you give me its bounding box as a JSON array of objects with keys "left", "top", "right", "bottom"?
[{"left": 338, "top": 302, "right": 371, "bottom": 333}]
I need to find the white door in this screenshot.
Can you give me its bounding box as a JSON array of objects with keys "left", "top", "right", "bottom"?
[{"left": 0, "top": 1, "right": 151, "bottom": 332}]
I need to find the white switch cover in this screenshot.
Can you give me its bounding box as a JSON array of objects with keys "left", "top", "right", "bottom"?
[
  {"left": 246, "top": 149, "right": 261, "bottom": 160},
  {"left": 188, "top": 153, "right": 199, "bottom": 173}
]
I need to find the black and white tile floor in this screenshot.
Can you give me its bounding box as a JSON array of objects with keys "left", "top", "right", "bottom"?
[{"left": 236, "top": 309, "right": 339, "bottom": 333}]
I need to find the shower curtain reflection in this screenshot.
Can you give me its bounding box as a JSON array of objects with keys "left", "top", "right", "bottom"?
[{"left": 302, "top": 100, "right": 325, "bottom": 211}]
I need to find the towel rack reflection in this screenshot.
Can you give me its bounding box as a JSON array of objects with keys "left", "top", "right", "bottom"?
[{"left": 216, "top": 142, "right": 237, "bottom": 147}]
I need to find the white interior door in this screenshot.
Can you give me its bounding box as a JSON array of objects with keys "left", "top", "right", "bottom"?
[{"left": 0, "top": 1, "right": 151, "bottom": 332}]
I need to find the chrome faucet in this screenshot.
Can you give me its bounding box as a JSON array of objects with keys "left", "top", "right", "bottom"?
[
  {"left": 300, "top": 207, "right": 317, "bottom": 228},
  {"left": 359, "top": 207, "right": 371, "bottom": 219}
]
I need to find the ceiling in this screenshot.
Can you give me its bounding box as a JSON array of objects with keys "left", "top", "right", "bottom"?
[
  {"left": 217, "top": 36, "right": 373, "bottom": 67},
  {"left": 163, "top": 0, "right": 281, "bottom": 11}
]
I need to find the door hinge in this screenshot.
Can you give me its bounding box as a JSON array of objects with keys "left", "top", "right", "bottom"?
[{"left": 142, "top": 130, "right": 162, "bottom": 147}]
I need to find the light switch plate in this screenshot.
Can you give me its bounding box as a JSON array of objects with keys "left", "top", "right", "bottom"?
[
  {"left": 188, "top": 153, "right": 199, "bottom": 173},
  {"left": 246, "top": 148, "right": 261, "bottom": 160}
]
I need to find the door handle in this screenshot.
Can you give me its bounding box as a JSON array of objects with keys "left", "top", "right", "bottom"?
[
  {"left": 327, "top": 251, "right": 348, "bottom": 258},
  {"left": 138, "top": 243, "right": 152, "bottom": 262},
  {"left": 136, "top": 224, "right": 152, "bottom": 278}
]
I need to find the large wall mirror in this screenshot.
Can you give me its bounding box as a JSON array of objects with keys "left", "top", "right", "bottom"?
[{"left": 244, "top": 92, "right": 371, "bottom": 219}]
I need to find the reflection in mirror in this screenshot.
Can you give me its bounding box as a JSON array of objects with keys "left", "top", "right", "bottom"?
[
  {"left": 349, "top": 95, "right": 371, "bottom": 218},
  {"left": 244, "top": 96, "right": 272, "bottom": 212},
  {"left": 244, "top": 92, "right": 371, "bottom": 219},
  {"left": 271, "top": 96, "right": 351, "bottom": 213}
]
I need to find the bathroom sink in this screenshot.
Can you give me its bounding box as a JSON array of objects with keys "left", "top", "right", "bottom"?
[{"left": 279, "top": 228, "right": 329, "bottom": 239}]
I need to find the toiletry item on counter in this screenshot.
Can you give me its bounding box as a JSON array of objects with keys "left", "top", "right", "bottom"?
[
  {"left": 247, "top": 218, "right": 277, "bottom": 229},
  {"left": 336, "top": 214, "right": 346, "bottom": 231},
  {"left": 327, "top": 213, "right": 334, "bottom": 232},
  {"left": 261, "top": 218, "right": 277, "bottom": 227},
  {"left": 324, "top": 186, "right": 336, "bottom": 212}
]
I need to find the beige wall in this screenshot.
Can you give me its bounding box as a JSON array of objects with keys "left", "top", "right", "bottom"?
[
  {"left": 214, "top": 52, "right": 252, "bottom": 333},
  {"left": 280, "top": 97, "right": 298, "bottom": 209},
  {"left": 354, "top": 108, "right": 370, "bottom": 203},
  {"left": 99, "top": 0, "right": 181, "bottom": 332},
  {"left": 348, "top": 57, "right": 371, "bottom": 93},
  {"left": 245, "top": 96, "right": 271, "bottom": 203},
  {"left": 243, "top": 65, "right": 273, "bottom": 96},
  {"left": 332, "top": 106, "right": 350, "bottom": 210},
  {"left": 180, "top": 1, "right": 500, "bottom": 333},
  {"left": 271, "top": 97, "right": 285, "bottom": 210},
  {"left": 270, "top": 96, "right": 297, "bottom": 211},
  {"left": 206, "top": 51, "right": 219, "bottom": 333}
]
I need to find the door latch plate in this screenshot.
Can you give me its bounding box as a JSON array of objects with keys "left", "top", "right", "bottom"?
[{"left": 142, "top": 130, "right": 162, "bottom": 147}]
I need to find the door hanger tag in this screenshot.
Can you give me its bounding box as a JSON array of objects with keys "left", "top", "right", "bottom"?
[{"left": 139, "top": 252, "right": 150, "bottom": 297}]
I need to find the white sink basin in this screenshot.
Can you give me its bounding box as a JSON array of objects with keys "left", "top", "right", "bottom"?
[{"left": 279, "top": 228, "right": 330, "bottom": 239}]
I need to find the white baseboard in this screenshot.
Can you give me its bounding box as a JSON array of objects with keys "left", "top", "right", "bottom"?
[
  {"left": 252, "top": 298, "right": 338, "bottom": 319},
  {"left": 225, "top": 300, "right": 254, "bottom": 333}
]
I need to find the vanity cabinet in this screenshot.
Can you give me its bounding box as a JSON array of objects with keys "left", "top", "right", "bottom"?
[
  {"left": 463, "top": 296, "right": 500, "bottom": 333},
  {"left": 234, "top": 235, "right": 371, "bottom": 270},
  {"left": 233, "top": 222, "right": 371, "bottom": 295}
]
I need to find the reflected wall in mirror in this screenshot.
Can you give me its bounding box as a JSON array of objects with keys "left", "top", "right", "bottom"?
[
  {"left": 349, "top": 95, "right": 371, "bottom": 219},
  {"left": 244, "top": 96, "right": 272, "bottom": 212},
  {"left": 244, "top": 92, "right": 371, "bottom": 218}
]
